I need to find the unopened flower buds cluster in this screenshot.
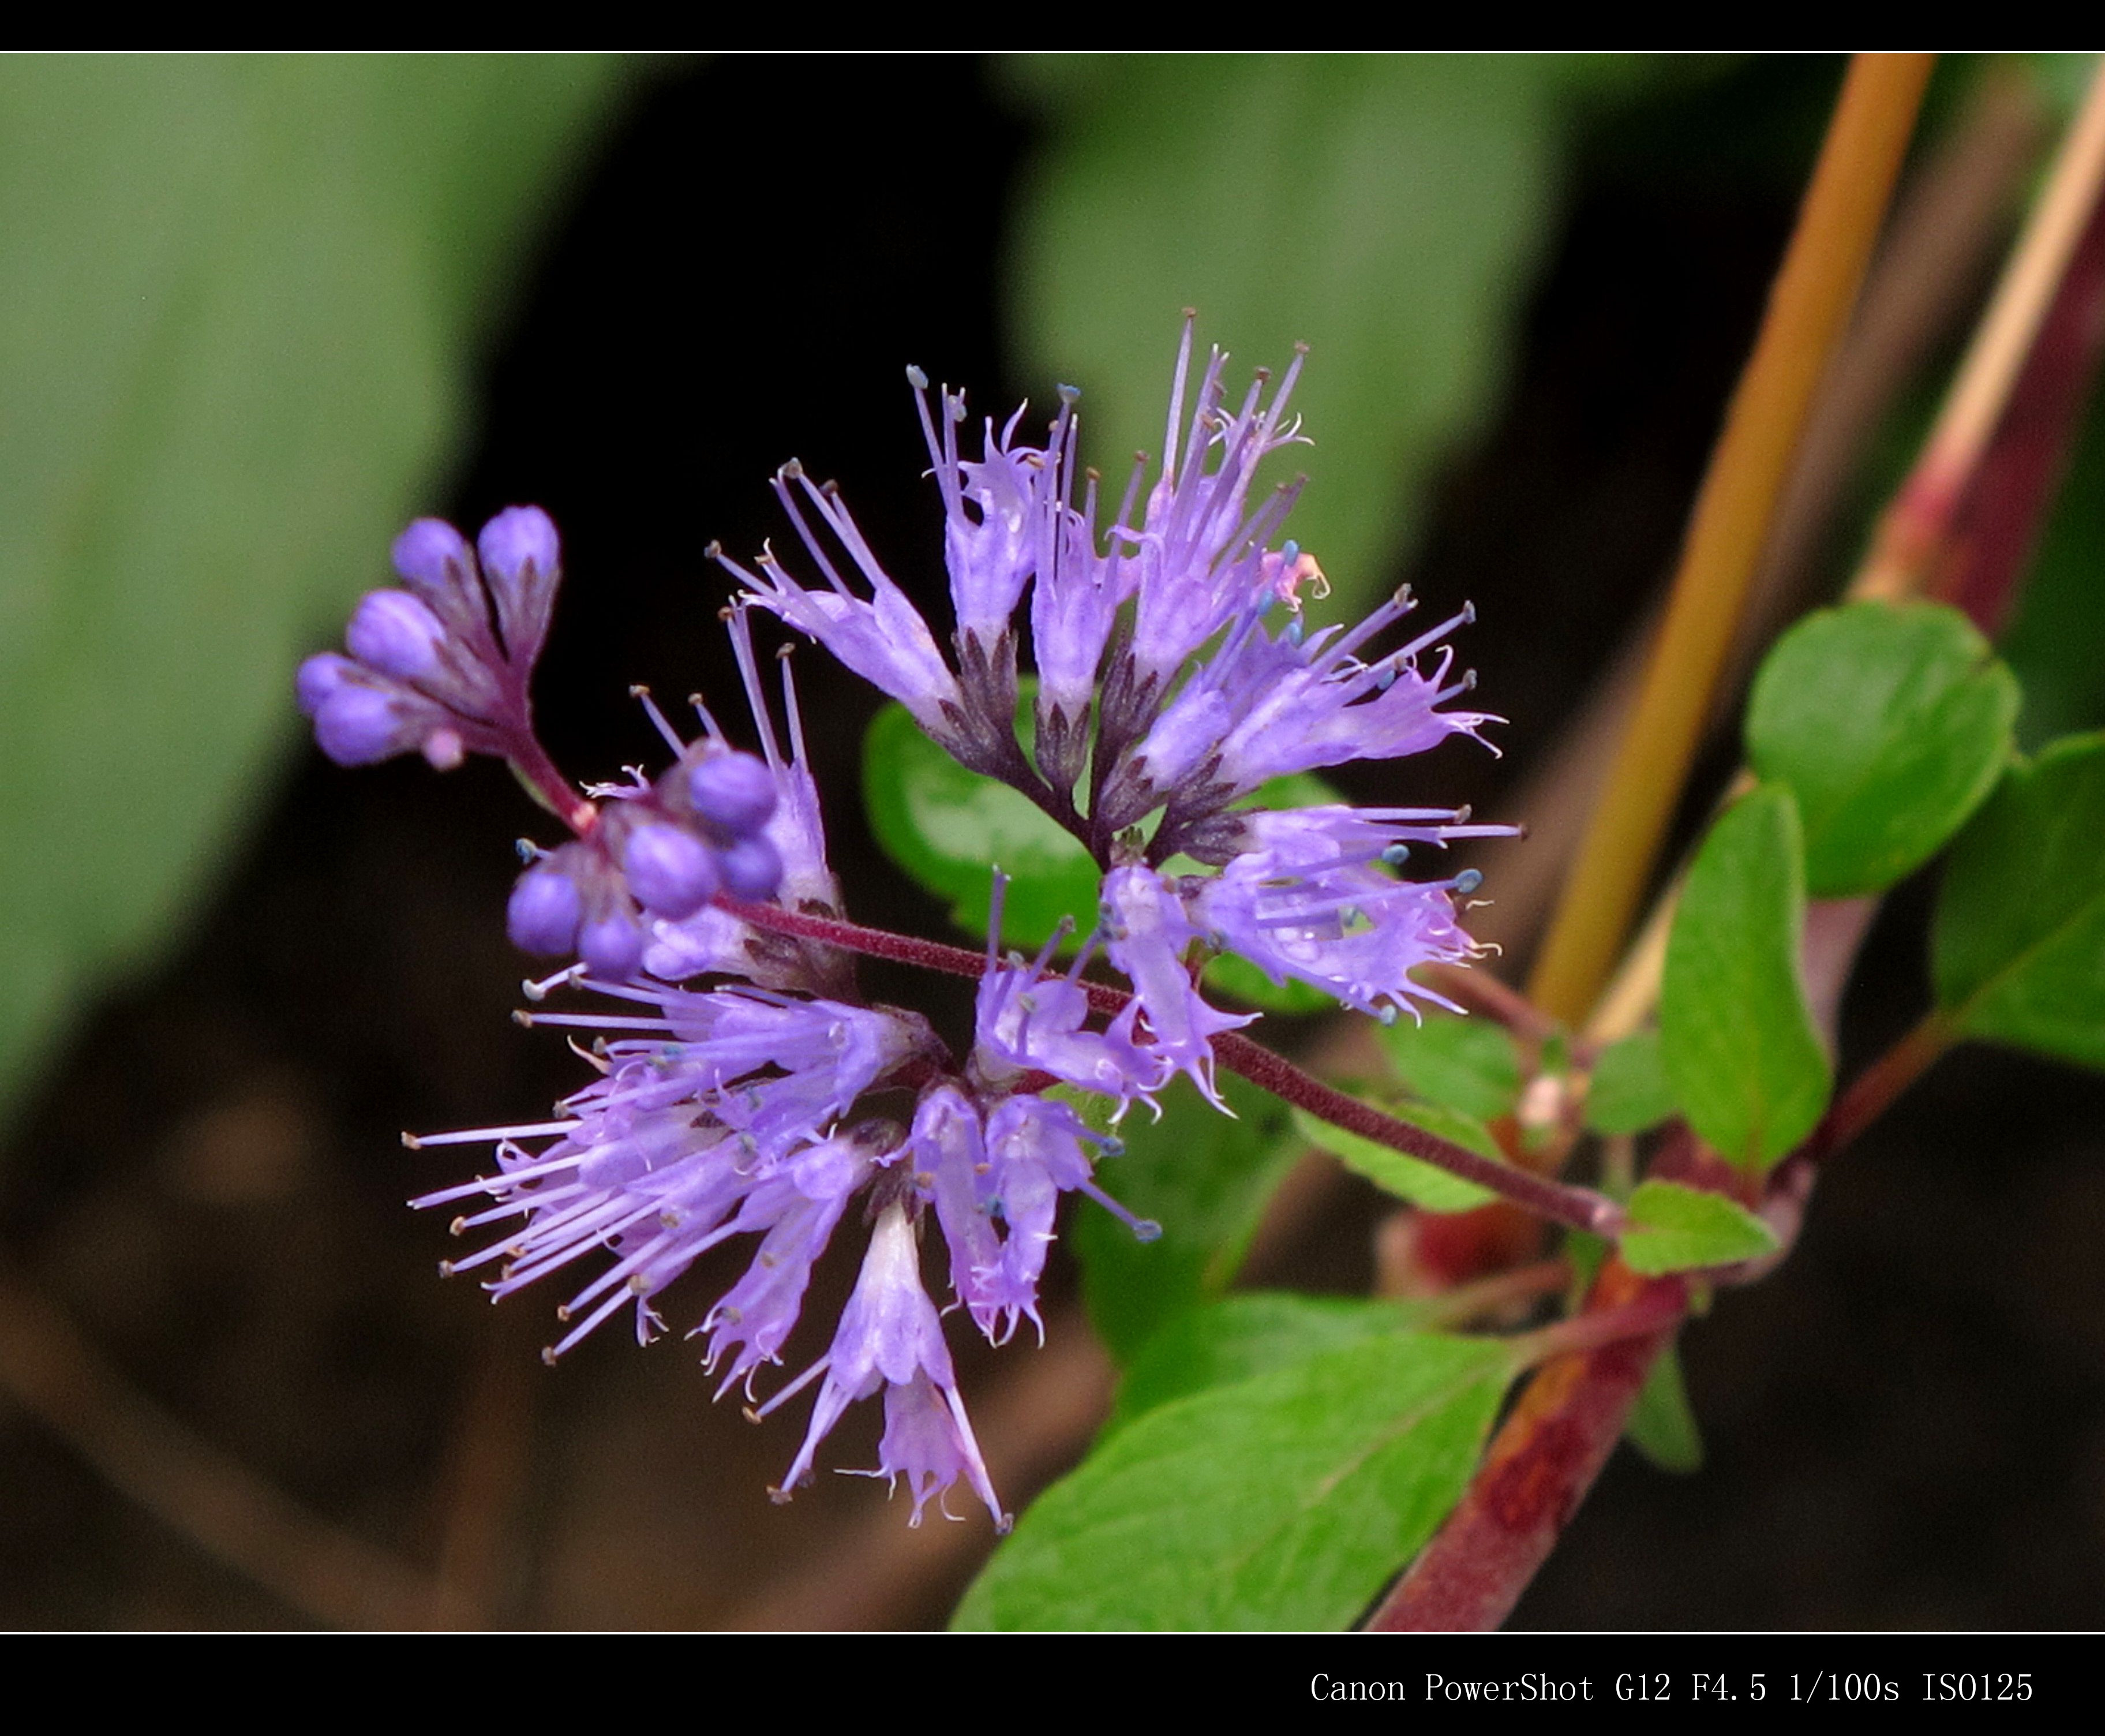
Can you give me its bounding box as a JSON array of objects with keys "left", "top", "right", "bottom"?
[{"left": 299, "top": 324, "right": 1507, "bottom": 1528}]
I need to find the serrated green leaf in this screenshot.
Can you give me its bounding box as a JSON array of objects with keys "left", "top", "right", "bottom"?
[
  {"left": 1660, "top": 785, "right": 1831, "bottom": 1170},
  {"left": 860, "top": 699, "right": 1100, "bottom": 950},
  {"left": 1746, "top": 601, "right": 2018, "bottom": 896},
  {"left": 1074, "top": 1073, "right": 1298, "bottom": 1365},
  {"left": 0, "top": 58, "right": 623, "bottom": 1130},
  {"left": 1377, "top": 1011, "right": 1522, "bottom": 1123},
  {"left": 1002, "top": 55, "right": 1651, "bottom": 622},
  {"left": 1932, "top": 732, "right": 2105, "bottom": 1070},
  {"left": 1290, "top": 1104, "right": 1499, "bottom": 1213},
  {"left": 955, "top": 1331, "right": 1516, "bottom": 1630},
  {"left": 1624, "top": 1340, "right": 1702, "bottom": 1472},
  {"left": 1585, "top": 1030, "right": 1677, "bottom": 1135},
  {"left": 1620, "top": 1180, "right": 1778, "bottom": 1275},
  {"left": 1105, "top": 1293, "right": 1425, "bottom": 1439}
]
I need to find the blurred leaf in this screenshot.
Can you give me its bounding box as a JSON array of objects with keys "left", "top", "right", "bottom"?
[
  {"left": 1746, "top": 601, "right": 2018, "bottom": 896},
  {"left": 1585, "top": 1030, "right": 1677, "bottom": 1135},
  {"left": 1933, "top": 732, "right": 2105, "bottom": 1070},
  {"left": 1620, "top": 1178, "right": 1778, "bottom": 1275},
  {"left": 1624, "top": 1340, "right": 1703, "bottom": 1472},
  {"left": 1290, "top": 1103, "right": 1499, "bottom": 1213},
  {"left": 0, "top": 57, "right": 623, "bottom": 1124},
  {"left": 1660, "top": 785, "right": 1831, "bottom": 1170},
  {"left": 861, "top": 698, "right": 1099, "bottom": 949},
  {"left": 1073, "top": 1073, "right": 1298, "bottom": 1365},
  {"left": 1103, "top": 1292, "right": 1423, "bottom": 1440},
  {"left": 1377, "top": 1010, "right": 1522, "bottom": 1122},
  {"left": 954, "top": 1331, "right": 1515, "bottom": 1630},
  {"left": 1003, "top": 55, "right": 1654, "bottom": 619}
]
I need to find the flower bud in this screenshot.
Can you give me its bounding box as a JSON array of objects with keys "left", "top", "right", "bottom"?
[
  {"left": 688, "top": 751, "right": 778, "bottom": 835},
  {"left": 346, "top": 589, "right": 449, "bottom": 681},
  {"left": 295, "top": 652, "right": 355, "bottom": 717},
  {"left": 507, "top": 866, "right": 583, "bottom": 956},
  {"left": 476, "top": 506, "right": 559, "bottom": 595},
  {"left": 623, "top": 822, "right": 720, "bottom": 920},
  {"left": 391, "top": 517, "right": 476, "bottom": 600},
  {"left": 716, "top": 833, "right": 783, "bottom": 902},
  {"left": 313, "top": 684, "right": 422, "bottom": 766},
  {"left": 579, "top": 911, "right": 646, "bottom": 982}
]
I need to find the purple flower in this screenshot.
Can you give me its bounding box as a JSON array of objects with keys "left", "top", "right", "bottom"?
[
  {"left": 762, "top": 1203, "right": 1007, "bottom": 1529},
  {"left": 1100, "top": 865, "right": 1256, "bottom": 1110},
  {"left": 972, "top": 909, "right": 1167, "bottom": 1114},
  {"left": 411, "top": 983, "right": 934, "bottom": 1360},
  {"left": 1188, "top": 806, "right": 1507, "bottom": 1019},
  {"left": 715, "top": 462, "right": 966, "bottom": 750}
]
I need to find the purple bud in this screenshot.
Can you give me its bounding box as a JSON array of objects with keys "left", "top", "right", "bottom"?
[
  {"left": 313, "top": 685, "right": 417, "bottom": 766},
  {"left": 579, "top": 912, "right": 646, "bottom": 981},
  {"left": 391, "top": 518, "right": 475, "bottom": 595},
  {"left": 476, "top": 506, "right": 559, "bottom": 593},
  {"left": 296, "top": 652, "right": 354, "bottom": 717},
  {"left": 716, "top": 833, "right": 783, "bottom": 902},
  {"left": 346, "top": 589, "right": 449, "bottom": 681},
  {"left": 688, "top": 752, "right": 778, "bottom": 834},
  {"left": 623, "top": 822, "right": 720, "bottom": 920},
  {"left": 507, "top": 866, "right": 583, "bottom": 955}
]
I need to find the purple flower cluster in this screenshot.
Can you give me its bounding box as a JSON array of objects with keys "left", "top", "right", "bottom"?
[
  {"left": 297, "top": 323, "right": 1510, "bottom": 1532},
  {"left": 298, "top": 508, "right": 786, "bottom": 982},
  {"left": 724, "top": 321, "right": 1513, "bottom": 1101}
]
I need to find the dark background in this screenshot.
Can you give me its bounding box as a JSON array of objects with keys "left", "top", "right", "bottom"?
[{"left": 2, "top": 57, "right": 2099, "bottom": 1629}]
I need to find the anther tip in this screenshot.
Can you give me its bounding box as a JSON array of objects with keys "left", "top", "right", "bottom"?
[
  {"left": 905, "top": 363, "right": 928, "bottom": 389},
  {"left": 513, "top": 1009, "right": 535, "bottom": 1027},
  {"left": 703, "top": 538, "right": 724, "bottom": 560},
  {"left": 540, "top": 1347, "right": 559, "bottom": 1368}
]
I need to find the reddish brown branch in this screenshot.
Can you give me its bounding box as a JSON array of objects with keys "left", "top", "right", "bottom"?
[{"left": 1362, "top": 1258, "right": 1688, "bottom": 1632}]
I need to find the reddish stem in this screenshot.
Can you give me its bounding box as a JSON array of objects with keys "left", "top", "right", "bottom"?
[
  {"left": 716, "top": 896, "right": 1626, "bottom": 1238},
  {"left": 1362, "top": 1258, "right": 1688, "bottom": 1632},
  {"left": 1936, "top": 160, "right": 2105, "bottom": 635}
]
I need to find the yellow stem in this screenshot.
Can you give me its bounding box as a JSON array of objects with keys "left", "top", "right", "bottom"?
[{"left": 1527, "top": 55, "right": 1932, "bottom": 1025}]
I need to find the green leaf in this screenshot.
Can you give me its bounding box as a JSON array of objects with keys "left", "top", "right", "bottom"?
[
  {"left": 955, "top": 1331, "right": 1516, "bottom": 1630},
  {"left": 1660, "top": 784, "right": 1831, "bottom": 1170},
  {"left": 861, "top": 700, "right": 1100, "bottom": 951},
  {"left": 1073, "top": 1074, "right": 1299, "bottom": 1365},
  {"left": 1624, "top": 1340, "right": 1702, "bottom": 1472},
  {"left": 1104, "top": 1293, "right": 1424, "bottom": 1439},
  {"left": 1585, "top": 1030, "right": 1677, "bottom": 1135},
  {"left": 1619, "top": 1180, "right": 1778, "bottom": 1276},
  {"left": 1377, "top": 1011, "right": 1522, "bottom": 1123},
  {"left": 0, "top": 58, "right": 623, "bottom": 1128},
  {"left": 1746, "top": 601, "right": 2018, "bottom": 896},
  {"left": 1932, "top": 732, "right": 2105, "bottom": 1069},
  {"left": 1290, "top": 1104, "right": 1499, "bottom": 1213},
  {"left": 1002, "top": 55, "right": 1650, "bottom": 622}
]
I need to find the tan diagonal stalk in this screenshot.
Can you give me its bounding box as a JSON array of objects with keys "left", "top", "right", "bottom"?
[{"left": 1526, "top": 55, "right": 1934, "bottom": 1026}]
